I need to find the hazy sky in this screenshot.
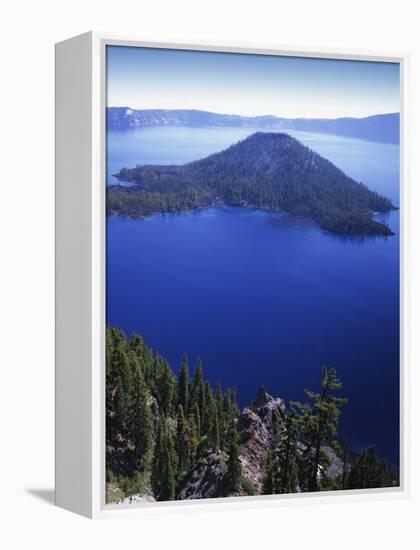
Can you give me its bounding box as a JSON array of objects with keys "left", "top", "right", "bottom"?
[{"left": 106, "top": 46, "right": 400, "bottom": 119}]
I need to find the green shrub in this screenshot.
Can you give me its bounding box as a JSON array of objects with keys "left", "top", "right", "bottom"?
[{"left": 241, "top": 477, "right": 256, "bottom": 496}]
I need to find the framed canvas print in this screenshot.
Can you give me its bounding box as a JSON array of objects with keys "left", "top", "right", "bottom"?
[{"left": 55, "top": 32, "right": 409, "bottom": 518}]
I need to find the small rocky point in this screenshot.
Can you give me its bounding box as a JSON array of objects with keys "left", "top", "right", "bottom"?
[
  {"left": 177, "top": 451, "right": 227, "bottom": 500},
  {"left": 238, "top": 386, "right": 286, "bottom": 493}
]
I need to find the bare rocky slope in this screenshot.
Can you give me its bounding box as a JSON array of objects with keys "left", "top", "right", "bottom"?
[{"left": 237, "top": 387, "right": 286, "bottom": 494}]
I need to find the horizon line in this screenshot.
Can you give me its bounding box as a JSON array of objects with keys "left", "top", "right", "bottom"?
[{"left": 106, "top": 106, "right": 400, "bottom": 121}]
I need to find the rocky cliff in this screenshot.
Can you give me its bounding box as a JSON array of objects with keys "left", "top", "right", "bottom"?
[
  {"left": 238, "top": 387, "right": 286, "bottom": 493},
  {"left": 177, "top": 387, "right": 290, "bottom": 499}
]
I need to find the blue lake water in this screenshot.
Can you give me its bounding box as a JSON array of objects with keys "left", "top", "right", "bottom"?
[{"left": 106, "top": 126, "right": 400, "bottom": 467}]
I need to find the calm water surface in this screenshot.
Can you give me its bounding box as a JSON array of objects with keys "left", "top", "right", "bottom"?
[{"left": 106, "top": 126, "right": 400, "bottom": 466}]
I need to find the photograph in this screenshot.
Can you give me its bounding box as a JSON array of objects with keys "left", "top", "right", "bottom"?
[
  {"left": 104, "top": 45, "right": 400, "bottom": 504},
  {"left": 2, "top": 0, "right": 419, "bottom": 543}
]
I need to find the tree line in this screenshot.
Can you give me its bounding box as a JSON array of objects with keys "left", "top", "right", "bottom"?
[
  {"left": 261, "top": 367, "right": 396, "bottom": 494},
  {"left": 106, "top": 326, "right": 241, "bottom": 501},
  {"left": 106, "top": 327, "right": 397, "bottom": 502}
]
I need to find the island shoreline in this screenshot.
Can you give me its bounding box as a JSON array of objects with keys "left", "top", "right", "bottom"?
[{"left": 106, "top": 192, "right": 396, "bottom": 238}]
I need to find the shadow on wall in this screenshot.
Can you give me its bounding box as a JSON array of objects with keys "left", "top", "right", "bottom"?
[{"left": 25, "top": 488, "right": 55, "bottom": 505}]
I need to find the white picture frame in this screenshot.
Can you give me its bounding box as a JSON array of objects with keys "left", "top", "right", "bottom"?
[{"left": 55, "top": 31, "right": 410, "bottom": 519}]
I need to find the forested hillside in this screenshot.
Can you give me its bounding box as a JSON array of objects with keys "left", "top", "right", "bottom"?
[
  {"left": 107, "top": 132, "right": 395, "bottom": 236},
  {"left": 106, "top": 326, "right": 397, "bottom": 504}
]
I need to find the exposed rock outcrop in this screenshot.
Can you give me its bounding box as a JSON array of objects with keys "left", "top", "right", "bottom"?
[
  {"left": 322, "top": 445, "right": 346, "bottom": 484},
  {"left": 123, "top": 493, "right": 156, "bottom": 504},
  {"left": 176, "top": 451, "right": 227, "bottom": 500},
  {"left": 238, "top": 386, "right": 286, "bottom": 493},
  {"left": 107, "top": 484, "right": 156, "bottom": 505}
]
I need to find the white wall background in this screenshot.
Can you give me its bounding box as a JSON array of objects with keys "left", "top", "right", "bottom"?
[{"left": 0, "top": 0, "right": 418, "bottom": 547}]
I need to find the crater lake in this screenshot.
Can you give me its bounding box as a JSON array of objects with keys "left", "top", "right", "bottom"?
[{"left": 106, "top": 126, "right": 400, "bottom": 466}]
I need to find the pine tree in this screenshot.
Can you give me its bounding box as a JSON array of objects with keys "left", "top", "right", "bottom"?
[
  {"left": 216, "top": 382, "right": 223, "bottom": 417},
  {"left": 293, "top": 367, "right": 347, "bottom": 492},
  {"left": 193, "top": 402, "right": 201, "bottom": 441},
  {"left": 149, "top": 354, "right": 164, "bottom": 395},
  {"left": 158, "top": 361, "right": 176, "bottom": 416},
  {"left": 220, "top": 388, "right": 240, "bottom": 450},
  {"left": 230, "top": 388, "right": 240, "bottom": 417},
  {"left": 142, "top": 347, "right": 154, "bottom": 388},
  {"left": 346, "top": 447, "right": 396, "bottom": 489},
  {"left": 106, "top": 327, "right": 117, "bottom": 443},
  {"left": 190, "top": 358, "right": 204, "bottom": 415},
  {"left": 224, "top": 420, "right": 242, "bottom": 494},
  {"left": 209, "top": 411, "right": 220, "bottom": 450},
  {"left": 178, "top": 353, "right": 189, "bottom": 413},
  {"left": 151, "top": 417, "right": 178, "bottom": 501},
  {"left": 176, "top": 404, "right": 188, "bottom": 473},
  {"left": 272, "top": 416, "right": 282, "bottom": 448},
  {"left": 273, "top": 411, "right": 299, "bottom": 494},
  {"left": 222, "top": 389, "right": 235, "bottom": 424},
  {"left": 129, "top": 334, "right": 145, "bottom": 366},
  {"left": 111, "top": 334, "right": 133, "bottom": 435},
  {"left": 338, "top": 441, "right": 351, "bottom": 490},
  {"left": 215, "top": 382, "right": 225, "bottom": 445},
  {"left": 201, "top": 381, "right": 216, "bottom": 437},
  {"left": 129, "top": 365, "right": 153, "bottom": 471},
  {"left": 262, "top": 450, "right": 274, "bottom": 495}
]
